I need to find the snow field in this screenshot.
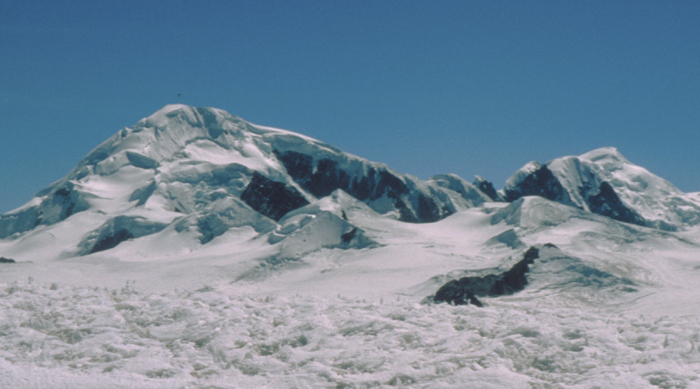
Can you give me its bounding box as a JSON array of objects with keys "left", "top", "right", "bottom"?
[{"left": 1, "top": 280, "right": 698, "bottom": 388}]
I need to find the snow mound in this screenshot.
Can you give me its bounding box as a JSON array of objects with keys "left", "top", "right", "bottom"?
[
  {"left": 275, "top": 211, "right": 377, "bottom": 258},
  {"left": 527, "top": 244, "right": 637, "bottom": 298},
  {"left": 491, "top": 197, "right": 586, "bottom": 230},
  {"left": 269, "top": 191, "right": 378, "bottom": 254}
]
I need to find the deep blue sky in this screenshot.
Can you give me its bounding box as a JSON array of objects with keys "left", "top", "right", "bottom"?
[{"left": 2, "top": 1, "right": 699, "bottom": 213}]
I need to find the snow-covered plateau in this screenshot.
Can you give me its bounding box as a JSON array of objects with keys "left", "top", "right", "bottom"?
[{"left": 1, "top": 105, "right": 700, "bottom": 388}]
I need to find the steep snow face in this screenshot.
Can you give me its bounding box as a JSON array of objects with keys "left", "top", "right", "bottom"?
[
  {"left": 501, "top": 148, "right": 700, "bottom": 230},
  {"left": 0, "top": 105, "right": 469, "bottom": 260}
]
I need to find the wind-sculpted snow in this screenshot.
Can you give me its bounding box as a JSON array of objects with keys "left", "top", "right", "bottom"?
[{"left": 1, "top": 280, "right": 699, "bottom": 388}]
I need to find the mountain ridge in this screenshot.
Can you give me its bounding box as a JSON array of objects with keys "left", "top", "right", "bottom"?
[{"left": 2, "top": 105, "right": 699, "bottom": 263}]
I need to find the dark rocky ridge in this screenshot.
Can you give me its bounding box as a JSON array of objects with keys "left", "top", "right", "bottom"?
[
  {"left": 504, "top": 165, "right": 571, "bottom": 204},
  {"left": 90, "top": 230, "right": 134, "bottom": 254},
  {"left": 274, "top": 150, "right": 449, "bottom": 223},
  {"left": 473, "top": 176, "right": 501, "bottom": 202},
  {"left": 78, "top": 216, "right": 169, "bottom": 255},
  {"left": 341, "top": 227, "right": 358, "bottom": 244},
  {"left": 433, "top": 246, "right": 540, "bottom": 306},
  {"left": 240, "top": 172, "right": 310, "bottom": 222}
]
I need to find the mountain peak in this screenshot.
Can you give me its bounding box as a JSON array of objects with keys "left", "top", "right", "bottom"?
[
  {"left": 136, "top": 104, "right": 235, "bottom": 131},
  {"left": 579, "top": 147, "right": 629, "bottom": 165}
]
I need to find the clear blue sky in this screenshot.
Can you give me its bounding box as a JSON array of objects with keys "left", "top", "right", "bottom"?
[{"left": 2, "top": 1, "right": 699, "bottom": 213}]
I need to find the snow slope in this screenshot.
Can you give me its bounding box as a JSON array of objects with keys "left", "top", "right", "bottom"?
[{"left": 2, "top": 105, "right": 700, "bottom": 388}]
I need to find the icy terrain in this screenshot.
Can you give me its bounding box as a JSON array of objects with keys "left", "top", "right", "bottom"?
[
  {"left": 1, "top": 105, "right": 700, "bottom": 388},
  {"left": 2, "top": 280, "right": 699, "bottom": 388}
]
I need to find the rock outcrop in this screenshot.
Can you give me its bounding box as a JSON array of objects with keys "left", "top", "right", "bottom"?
[{"left": 433, "top": 247, "right": 540, "bottom": 306}]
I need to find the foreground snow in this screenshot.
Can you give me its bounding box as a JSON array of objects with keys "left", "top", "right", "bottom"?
[{"left": 2, "top": 280, "right": 699, "bottom": 389}]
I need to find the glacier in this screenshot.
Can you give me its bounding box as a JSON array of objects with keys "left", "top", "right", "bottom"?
[{"left": 1, "top": 105, "right": 700, "bottom": 388}]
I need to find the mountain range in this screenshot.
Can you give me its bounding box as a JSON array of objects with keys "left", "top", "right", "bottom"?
[
  {"left": 2, "top": 105, "right": 700, "bottom": 387},
  {"left": 2, "top": 105, "right": 698, "bottom": 263}
]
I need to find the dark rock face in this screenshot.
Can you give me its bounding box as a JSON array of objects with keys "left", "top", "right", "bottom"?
[
  {"left": 504, "top": 165, "right": 571, "bottom": 204},
  {"left": 275, "top": 151, "right": 348, "bottom": 198},
  {"left": 473, "top": 176, "right": 500, "bottom": 201},
  {"left": 433, "top": 247, "right": 540, "bottom": 306},
  {"left": 129, "top": 180, "right": 157, "bottom": 206},
  {"left": 240, "top": 172, "right": 310, "bottom": 221},
  {"left": 78, "top": 216, "right": 169, "bottom": 255},
  {"left": 341, "top": 227, "right": 358, "bottom": 244},
  {"left": 275, "top": 150, "right": 411, "bottom": 201},
  {"left": 0, "top": 257, "right": 16, "bottom": 263},
  {"left": 275, "top": 150, "right": 447, "bottom": 223},
  {"left": 585, "top": 182, "right": 645, "bottom": 226},
  {"left": 434, "top": 285, "right": 484, "bottom": 307},
  {"left": 417, "top": 195, "right": 442, "bottom": 222},
  {"left": 90, "top": 230, "right": 134, "bottom": 254}
]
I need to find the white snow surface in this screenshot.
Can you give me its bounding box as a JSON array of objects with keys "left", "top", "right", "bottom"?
[{"left": 2, "top": 106, "right": 700, "bottom": 387}]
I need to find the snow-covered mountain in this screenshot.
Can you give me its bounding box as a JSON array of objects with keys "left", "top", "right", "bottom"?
[
  {"left": 501, "top": 147, "right": 700, "bottom": 230},
  {"left": 2, "top": 105, "right": 698, "bottom": 263},
  {"left": 0, "top": 105, "right": 493, "bottom": 260},
  {"left": 2, "top": 105, "right": 700, "bottom": 388}
]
